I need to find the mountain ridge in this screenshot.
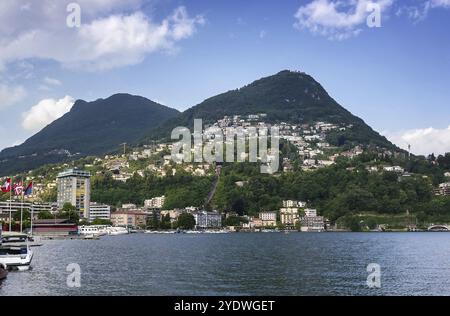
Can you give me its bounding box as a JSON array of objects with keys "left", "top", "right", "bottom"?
[
  {"left": 0, "top": 93, "right": 180, "bottom": 175},
  {"left": 141, "top": 70, "right": 398, "bottom": 151},
  {"left": 0, "top": 70, "right": 400, "bottom": 176}
]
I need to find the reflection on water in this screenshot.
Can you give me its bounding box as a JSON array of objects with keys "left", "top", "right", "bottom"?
[{"left": 1, "top": 232, "right": 450, "bottom": 296}]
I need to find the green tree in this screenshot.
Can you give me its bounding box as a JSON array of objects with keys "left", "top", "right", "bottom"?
[
  {"left": 176, "top": 213, "right": 195, "bottom": 230},
  {"left": 57, "top": 202, "right": 80, "bottom": 223},
  {"left": 38, "top": 210, "right": 54, "bottom": 219}
]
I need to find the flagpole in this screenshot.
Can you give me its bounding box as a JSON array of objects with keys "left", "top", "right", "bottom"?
[
  {"left": 30, "top": 181, "right": 34, "bottom": 236},
  {"left": 9, "top": 177, "right": 12, "bottom": 232},
  {"left": 20, "top": 177, "right": 24, "bottom": 233}
]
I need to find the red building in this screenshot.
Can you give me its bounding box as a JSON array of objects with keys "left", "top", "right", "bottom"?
[{"left": 32, "top": 219, "right": 78, "bottom": 236}]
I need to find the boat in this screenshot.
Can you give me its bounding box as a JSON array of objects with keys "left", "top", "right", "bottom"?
[
  {"left": 0, "top": 232, "right": 34, "bottom": 271},
  {"left": 78, "top": 225, "right": 109, "bottom": 237},
  {"left": 106, "top": 227, "right": 129, "bottom": 236},
  {"left": 0, "top": 263, "right": 7, "bottom": 280}
]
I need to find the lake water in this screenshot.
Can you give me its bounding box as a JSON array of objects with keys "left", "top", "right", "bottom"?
[{"left": 1, "top": 232, "right": 450, "bottom": 296}]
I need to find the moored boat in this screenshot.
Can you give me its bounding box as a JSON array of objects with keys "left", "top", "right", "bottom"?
[
  {"left": 0, "top": 263, "right": 7, "bottom": 280},
  {"left": 0, "top": 232, "right": 34, "bottom": 271}
]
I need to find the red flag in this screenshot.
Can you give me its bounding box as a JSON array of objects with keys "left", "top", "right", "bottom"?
[
  {"left": 1, "top": 178, "right": 11, "bottom": 193},
  {"left": 13, "top": 182, "right": 23, "bottom": 196}
]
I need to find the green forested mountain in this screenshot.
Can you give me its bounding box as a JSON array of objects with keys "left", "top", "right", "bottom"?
[
  {"left": 143, "top": 70, "right": 397, "bottom": 150},
  {"left": 0, "top": 94, "right": 179, "bottom": 175},
  {"left": 1, "top": 70, "right": 400, "bottom": 176}
]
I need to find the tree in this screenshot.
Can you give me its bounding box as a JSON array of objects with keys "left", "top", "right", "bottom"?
[
  {"left": 38, "top": 210, "right": 54, "bottom": 220},
  {"left": 160, "top": 214, "right": 172, "bottom": 230},
  {"left": 91, "top": 218, "right": 113, "bottom": 226},
  {"left": 57, "top": 202, "right": 80, "bottom": 223},
  {"left": 176, "top": 213, "right": 195, "bottom": 230},
  {"left": 146, "top": 212, "right": 160, "bottom": 230},
  {"left": 224, "top": 216, "right": 242, "bottom": 227}
]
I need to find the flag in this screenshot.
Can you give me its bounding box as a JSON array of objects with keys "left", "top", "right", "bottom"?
[
  {"left": 1, "top": 178, "right": 11, "bottom": 193},
  {"left": 24, "top": 182, "right": 33, "bottom": 196},
  {"left": 13, "top": 182, "right": 24, "bottom": 196}
]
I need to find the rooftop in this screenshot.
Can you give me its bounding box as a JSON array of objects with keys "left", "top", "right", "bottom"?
[{"left": 57, "top": 168, "right": 91, "bottom": 178}]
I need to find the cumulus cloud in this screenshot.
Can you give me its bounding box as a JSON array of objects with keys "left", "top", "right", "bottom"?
[
  {"left": 0, "top": 84, "right": 27, "bottom": 110},
  {"left": 0, "top": 1, "right": 204, "bottom": 71},
  {"left": 293, "top": 0, "right": 393, "bottom": 40},
  {"left": 382, "top": 126, "right": 450, "bottom": 156},
  {"left": 22, "top": 96, "right": 75, "bottom": 132}
]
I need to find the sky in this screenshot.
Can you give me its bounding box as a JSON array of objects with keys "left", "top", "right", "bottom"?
[{"left": 0, "top": 0, "right": 449, "bottom": 156}]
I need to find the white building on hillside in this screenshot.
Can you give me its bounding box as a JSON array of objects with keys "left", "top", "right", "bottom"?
[{"left": 144, "top": 196, "right": 166, "bottom": 209}]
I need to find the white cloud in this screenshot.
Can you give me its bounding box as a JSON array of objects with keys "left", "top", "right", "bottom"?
[
  {"left": 382, "top": 126, "right": 450, "bottom": 156},
  {"left": 429, "top": 0, "right": 450, "bottom": 8},
  {"left": 0, "top": 1, "right": 204, "bottom": 71},
  {"left": 0, "top": 84, "right": 27, "bottom": 110},
  {"left": 22, "top": 96, "right": 75, "bottom": 132},
  {"left": 44, "top": 77, "right": 62, "bottom": 86},
  {"left": 259, "top": 30, "right": 267, "bottom": 39},
  {"left": 294, "top": 0, "right": 393, "bottom": 40},
  {"left": 396, "top": 0, "right": 450, "bottom": 21}
]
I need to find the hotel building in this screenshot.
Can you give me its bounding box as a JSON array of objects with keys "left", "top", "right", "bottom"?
[{"left": 57, "top": 169, "right": 91, "bottom": 219}]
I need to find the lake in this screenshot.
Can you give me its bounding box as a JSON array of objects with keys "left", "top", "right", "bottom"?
[{"left": 1, "top": 232, "right": 450, "bottom": 296}]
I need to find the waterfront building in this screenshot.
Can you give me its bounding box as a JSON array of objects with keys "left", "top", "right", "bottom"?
[
  {"left": 57, "top": 169, "right": 91, "bottom": 219},
  {"left": 144, "top": 196, "right": 166, "bottom": 209},
  {"left": 32, "top": 219, "right": 78, "bottom": 237},
  {"left": 300, "top": 209, "right": 325, "bottom": 232},
  {"left": 89, "top": 202, "right": 111, "bottom": 222},
  {"left": 0, "top": 201, "right": 57, "bottom": 217},
  {"left": 280, "top": 207, "right": 300, "bottom": 227},
  {"left": 300, "top": 216, "right": 325, "bottom": 232},
  {"left": 192, "top": 211, "right": 222, "bottom": 229},
  {"left": 111, "top": 210, "right": 147, "bottom": 229},
  {"left": 259, "top": 211, "right": 277, "bottom": 227}
]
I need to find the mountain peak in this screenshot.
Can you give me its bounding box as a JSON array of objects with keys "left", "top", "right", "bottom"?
[{"left": 0, "top": 94, "right": 180, "bottom": 175}]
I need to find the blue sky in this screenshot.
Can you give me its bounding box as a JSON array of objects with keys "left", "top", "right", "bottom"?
[{"left": 0, "top": 0, "right": 449, "bottom": 155}]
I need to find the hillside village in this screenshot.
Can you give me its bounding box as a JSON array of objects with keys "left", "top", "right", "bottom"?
[{"left": 1, "top": 111, "right": 449, "bottom": 234}]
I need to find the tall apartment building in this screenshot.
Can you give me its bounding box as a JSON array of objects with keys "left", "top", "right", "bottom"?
[{"left": 57, "top": 169, "right": 91, "bottom": 219}]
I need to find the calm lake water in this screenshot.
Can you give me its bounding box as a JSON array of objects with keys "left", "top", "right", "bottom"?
[{"left": 1, "top": 232, "right": 450, "bottom": 296}]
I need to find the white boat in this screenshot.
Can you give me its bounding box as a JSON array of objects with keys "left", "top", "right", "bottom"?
[
  {"left": 106, "top": 227, "right": 129, "bottom": 236},
  {"left": 78, "top": 225, "right": 128, "bottom": 236},
  {"left": 78, "top": 225, "right": 109, "bottom": 237},
  {"left": 0, "top": 232, "right": 34, "bottom": 271}
]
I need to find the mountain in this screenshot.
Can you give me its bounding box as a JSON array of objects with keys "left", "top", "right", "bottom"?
[
  {"left": 142, "top": 70, "right": 397, "bottom": 150},
  {"left": 0, "top": 94, "right": 179, "bottom": 175}
]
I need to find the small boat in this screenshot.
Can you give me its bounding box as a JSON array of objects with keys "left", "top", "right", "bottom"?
[
  {"left": 0, "top": 263, "right": 8, "bottom": 280},
  {"left": 0, "top": 232, "right": 34, "bottom": 271}
]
